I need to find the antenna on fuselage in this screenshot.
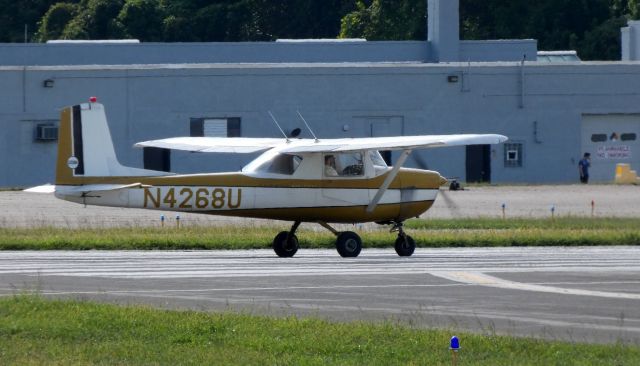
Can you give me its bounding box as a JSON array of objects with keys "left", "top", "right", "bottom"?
[
  {"left": 296, "top": 110, "right": 319, "bottom": 142},
  {"left": 268, "top": 111, "right": 290, "bottom": 142}
]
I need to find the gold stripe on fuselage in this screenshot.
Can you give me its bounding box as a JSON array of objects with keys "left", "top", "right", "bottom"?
[
  {"left": 183, "top": 201, "right": 433, "bottom": 223},
  {"left": 55, "top": 170, "right": 444, "bottom": 189}
]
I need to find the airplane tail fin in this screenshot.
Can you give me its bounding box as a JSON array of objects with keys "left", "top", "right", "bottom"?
[{"left": 55, "top": 98, "right": 167, "bottom": 185}]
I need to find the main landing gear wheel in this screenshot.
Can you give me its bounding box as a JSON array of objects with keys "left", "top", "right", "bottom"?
[
  {"left": 336, "top": 231, "right": 362, "bottom": 258},
  {"left": 273, "top": 232, "right": 299, "bottom": 257},
  {"left": 273, "top": 221, "right": 301, "bottom": 258},
  {"left": 394, "top": 234, "right": 415, "bottom": 257}
]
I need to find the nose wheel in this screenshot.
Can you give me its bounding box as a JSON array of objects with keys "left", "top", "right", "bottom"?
[{"left": 391, "top": 222, "right": 415, "bottom": 257}]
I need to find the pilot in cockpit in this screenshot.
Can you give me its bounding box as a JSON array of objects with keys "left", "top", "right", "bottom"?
[{"left": 324, "top": 155, "right": 338, "bottom": 176}]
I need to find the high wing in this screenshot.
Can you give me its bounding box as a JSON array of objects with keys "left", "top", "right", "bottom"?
[
  {"left": 134, "top": 137, "right": 285, "bottom": 153},
  {"left": 279, "top": 134, "right": 507, "bottom": 153},
  {"left": 134, "top": 134, "right": 507, "bottom": 153}
]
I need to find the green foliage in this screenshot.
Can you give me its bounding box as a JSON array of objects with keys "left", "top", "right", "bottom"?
[
  {"left": 34, "top": 2, "right": 79, "bottom": 41},
  {"left": 580, "top": 15, "right": 629, "bottom": 60},
  {"left": 341, "top": 0, "right": 635, "bottom": 60},
  {"left": 0, "top": 217, "right": 639, "bottom": 250},
  {"left": 1, "top": 296, "right": 638, "bottom": 365},
  {"left": 0, "top": 0, "right": 61, "bottom": 42},
  {"left": 340, "top": 0, "right": 426, "bottom": 40},
  {"left": 631, "top": 0, "right": 640, "bottom": 18},
  {"left": 2, "top": 0, "right": 639, "bottom": 60},
  {"left": 117, "top": 0, "right": 165, "bottom": 41}
]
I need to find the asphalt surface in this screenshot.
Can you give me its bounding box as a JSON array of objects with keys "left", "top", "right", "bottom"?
[{"left": 1, "top": 247, "right": 639, "bottom": 345}]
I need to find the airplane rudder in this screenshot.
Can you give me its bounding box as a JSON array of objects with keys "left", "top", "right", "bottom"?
[{"left": 54, "top": 105, "right": 80, "bottom": 185}]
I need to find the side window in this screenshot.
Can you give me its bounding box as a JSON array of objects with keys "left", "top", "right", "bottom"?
[
  {"left": 324, "top": 153, "right": 364, "bottom": 177},
  {"left": 255, "top": 154, "right": 302, "bottom": 175}
]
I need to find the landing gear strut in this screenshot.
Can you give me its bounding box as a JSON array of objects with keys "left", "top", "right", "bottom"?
[
  {"left": 320, "top": 222, "right": 362, "bottom": 258},
  {"left": 273, "top": 220, "right": 413, "bottom": 258},
  {"left": 272, "top": 221, "right": 300, "bottom": 257},
  {"left": 391, "top": 221, "right": 415, "bottom": 257}
]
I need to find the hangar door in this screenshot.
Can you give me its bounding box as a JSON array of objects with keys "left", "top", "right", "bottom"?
[{"left": 581, "top": 114, "right": 640, "bottom": 182}]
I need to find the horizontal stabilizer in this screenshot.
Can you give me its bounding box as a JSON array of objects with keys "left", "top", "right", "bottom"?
[
  {"left": 23, "top": 184, "right": 56, "bottom": 193},
  {"left": 56, "top": 183, "right": 149, "bottom": 196}
]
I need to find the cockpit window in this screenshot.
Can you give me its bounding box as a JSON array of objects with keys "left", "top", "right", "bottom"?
[
  {"left": 324, "top": 152, "right": 364, "bottom": 177},
  {"left": 254, "top": 154, "right": 302, "bottom": 175}
]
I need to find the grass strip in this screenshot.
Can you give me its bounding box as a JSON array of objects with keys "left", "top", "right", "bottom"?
[
  {"left": 0, "top": 217, "right": 639, "bottom": 250},
  {"left": 0, "top": 296, "right": 638, "bottom": 365}
]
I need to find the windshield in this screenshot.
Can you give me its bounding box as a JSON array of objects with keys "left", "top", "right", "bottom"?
[{"left": 369, "top": 150, "right": 388, "bottom": 168}]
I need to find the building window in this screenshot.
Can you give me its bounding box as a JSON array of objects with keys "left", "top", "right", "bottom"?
[
  {"left": 190, "top": 117, "right": 241, "bottom": 137},
  {"left": 504, "top": 142, "right": 523, "bottom": 168}
]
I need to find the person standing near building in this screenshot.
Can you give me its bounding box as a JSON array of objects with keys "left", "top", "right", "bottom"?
[{"left": 578, "top": 153, "right": 591, "bottom": 183}]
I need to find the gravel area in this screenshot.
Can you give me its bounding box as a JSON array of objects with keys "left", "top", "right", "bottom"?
[{"left": 1, "top": 184, "right": 639, "bottom": 228}]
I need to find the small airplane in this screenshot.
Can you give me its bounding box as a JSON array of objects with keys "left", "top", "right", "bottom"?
[{"left": 27, "top": 98, "right": 507, "bottom": 258}]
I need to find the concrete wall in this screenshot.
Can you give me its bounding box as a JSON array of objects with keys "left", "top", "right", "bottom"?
[
  {"left": 0, "top": 41, "right": 433, "bottom": 66},
  {"left": 2, "top": 61, "right": 640, "bottom": 187},
  {"left": 622, "top": 20, "right": 640, "bottom": 61},
  {"left": 460, "top": 40, "right": 537, "bottom": 62}
]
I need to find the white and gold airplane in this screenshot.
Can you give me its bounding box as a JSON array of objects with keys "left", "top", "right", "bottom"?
[{"left": 28, "top": 98, "right": 507, "bottom": 258}]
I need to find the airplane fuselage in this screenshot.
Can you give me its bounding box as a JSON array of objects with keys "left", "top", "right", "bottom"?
[{"left": 57, "top": 168, "right": 444, "bottom": 223}]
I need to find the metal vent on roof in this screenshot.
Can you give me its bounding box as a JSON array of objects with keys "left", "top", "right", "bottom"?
[{"left": 536, "top": 51, "right": 581, "bottom": 62}]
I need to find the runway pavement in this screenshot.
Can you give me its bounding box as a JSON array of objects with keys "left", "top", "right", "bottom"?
[{"left": 1, "top": 247, "right": 639, "bottom": 344}]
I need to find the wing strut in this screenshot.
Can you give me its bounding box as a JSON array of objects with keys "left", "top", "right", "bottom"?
[{"left": 366, "top": 149, "right": 412, "bottom": 213}]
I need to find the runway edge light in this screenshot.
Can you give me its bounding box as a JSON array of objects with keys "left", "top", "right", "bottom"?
[
  {"left": 450, "top": 335, "right": 460, "bottom": 350},
  {"left": 450, "top": 336, "right": 460, "bottom": 366}
]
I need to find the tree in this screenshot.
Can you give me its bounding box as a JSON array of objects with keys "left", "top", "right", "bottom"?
[
  {"left": 0, "top": 0, "right": 61, "bottom": 42},
  {"left": 251, "top": 0, "right": 356, "bottom": 41},
  {"left": 35, "top": 3, "right": 79, "bottom": 41},
  {"left": 340, "top": 0, "right": 627, "bottom": 60},
  {"left": 115, "top": 0, "right": 165, "bottom": 41},
  {"left": 580, "top": 15, "right": 628, "bottom": 60},
  {"left": 35, "top": 0, "right": 124, "bottom": 41},
  {"left": 630, "top": 0, "right": 640, "bottom": 18},
  {"left": 340, "top": 0, "right": 425, "bottom": 40}
]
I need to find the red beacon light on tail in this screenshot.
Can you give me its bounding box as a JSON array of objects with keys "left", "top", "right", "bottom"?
[{"left": 89, "top": 96, "right": 98, "bottom": 103}]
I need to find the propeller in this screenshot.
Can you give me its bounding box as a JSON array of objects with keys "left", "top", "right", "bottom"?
[{"left": 411, "top": 152, "right": 463, "bottom": 215}]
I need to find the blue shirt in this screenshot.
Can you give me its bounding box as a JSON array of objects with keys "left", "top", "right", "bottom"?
[{"left": 579, "top": 158, "right": 590, "bottom": 176}]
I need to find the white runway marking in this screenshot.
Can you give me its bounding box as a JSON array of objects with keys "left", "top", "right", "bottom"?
[{"left": 431, "top": 271, "right": 640, "bottom": 300}]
